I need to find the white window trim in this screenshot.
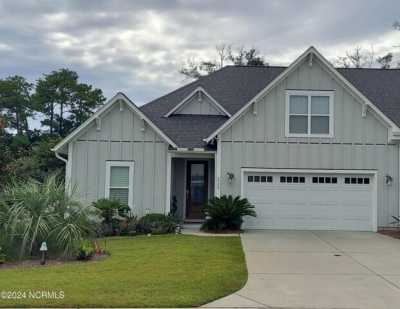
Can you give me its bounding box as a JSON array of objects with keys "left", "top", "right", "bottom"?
[
  {"left": 285, "top": 90, "right": 334, "bottom": 138},
  {"left": 105, "top": 161, "right": 135, "bottom": 209}
]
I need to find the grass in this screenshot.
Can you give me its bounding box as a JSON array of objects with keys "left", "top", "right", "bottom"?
[{"left": 0, "top": 235, "right": 247, "bottom": 307}]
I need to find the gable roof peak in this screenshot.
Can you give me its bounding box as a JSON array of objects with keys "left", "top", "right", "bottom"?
[
  {"left": 52, "top": 91, "right": 179, "bottom": 153},
  {"left": 203, "top": 46, "right": 400, "bottom": 143},
  {"left": 163, "top": 86, "right": 231, "bottom": 117}
]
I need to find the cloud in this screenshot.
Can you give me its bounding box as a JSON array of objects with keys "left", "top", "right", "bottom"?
[{"left": 0, "top": 0, "right": 399, "bottom": 108}]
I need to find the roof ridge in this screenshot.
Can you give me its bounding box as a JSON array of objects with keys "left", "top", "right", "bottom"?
[
  {"left": 224, "top": 64, "right": 287, "bottom": 68},
  {"left": 140, "top": 65, "right": 400, "bottom": 112},
  {"left": 337, "top": 67, "right": 400, "bottom": 71},
  {"left": 224, "top": 65, "right": 400, "bottom": 71},
  {"left": 140, "top": 79, "right": 198, "bottom": 109},
  {"left": 140, "top": 66, "right": 234, "bottom": 110},
  {"left": 168, "top": 114, "right": 229, "bottom": 118}
]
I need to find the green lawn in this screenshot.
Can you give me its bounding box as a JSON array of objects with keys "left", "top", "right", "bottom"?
[{"left": 0, "top": 235, "right": 247, "bottom": 308}]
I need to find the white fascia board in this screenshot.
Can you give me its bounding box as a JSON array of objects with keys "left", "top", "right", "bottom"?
[
  {"left": 310, "top": 47, "right": 400, "bottom": 134},
  {"left": 52, "top": 93, "right": 120, "bottom": 153},
  {"left": 203, "top": 47, "right": 315, "bottom": 143},
  {"left": 52, "top": 92, "right": 178, "bottom": 152},
  {"left": 204, "top": 46, "right": 400, "bottom": 143},
  {"left": 164, "top": 86, "right": 231, "bottom": 117},
  {"left": 119, "top": 93, "right": 178, "bottom": 147}
]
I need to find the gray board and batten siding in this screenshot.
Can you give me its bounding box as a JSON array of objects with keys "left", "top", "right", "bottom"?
[
  {"left": 70, "top": 101, "right": 168, "bottom": 217},
  {"left": 218, "top": 57, "right": 399, "bottom": 227}
]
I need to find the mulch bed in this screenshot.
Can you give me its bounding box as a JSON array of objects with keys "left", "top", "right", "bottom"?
[
  {"left": 379, "top": 228, "right": 400, "bottom": 239},
  {"left": 0, "top": 253, "right": 107, "bottom": 270}
]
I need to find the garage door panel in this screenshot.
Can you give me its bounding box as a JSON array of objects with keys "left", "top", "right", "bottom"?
[{"left": 243, "top": 172, "right": 374, "bottom": 231}]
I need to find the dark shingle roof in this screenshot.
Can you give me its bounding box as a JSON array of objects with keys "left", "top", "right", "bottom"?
[
  {"left": 337, "top": 68, "right": 400, "bottom": 125},
  {"left": 140, "top": 66, "right": 400, "bottom": 148}
]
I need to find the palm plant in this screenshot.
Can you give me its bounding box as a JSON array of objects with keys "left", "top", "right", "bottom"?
[
  {"left": 202, "top": 195, "right": 256, "bottom": 232},
  {"left": 0, "top": 174, "right": 100, "bottom": 259}
]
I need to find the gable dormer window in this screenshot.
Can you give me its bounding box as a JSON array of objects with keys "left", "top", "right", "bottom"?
[{"left": 285, "top": 90, "right": 334, "bottom": 137}]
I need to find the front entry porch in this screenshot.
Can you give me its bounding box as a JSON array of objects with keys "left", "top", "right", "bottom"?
[{"left": 170, "top": 154, "right": 215, "bottom": 222}]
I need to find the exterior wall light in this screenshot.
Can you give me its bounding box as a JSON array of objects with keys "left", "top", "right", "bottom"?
[
  {"left": 385, "top": 174, "right": 393, "bottom": 186},
  {"left": 227, "top": 172, "right": 235, "bottom": 184}
]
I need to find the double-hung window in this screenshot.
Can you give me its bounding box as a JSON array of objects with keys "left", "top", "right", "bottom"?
[
  {"left": 105, "top": 161, "right": 134, "bottom": 208},
  {"left": 286, "top": 90, "right": 334, "bottom": 137}
]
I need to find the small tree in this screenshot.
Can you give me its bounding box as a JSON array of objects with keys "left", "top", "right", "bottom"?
[{"left": 0, "top": 175, "right": 100, "bottom": 259}]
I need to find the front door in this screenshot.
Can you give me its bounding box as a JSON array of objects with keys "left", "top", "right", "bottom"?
[{"left": 186, "top": 161, "right": 208, "bottom": 220}]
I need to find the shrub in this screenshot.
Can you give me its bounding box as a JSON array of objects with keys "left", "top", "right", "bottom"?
[
  {"left": 0, "top": 175, "right": 101, "bottom": 260},
  {"left": 92, "top": 198, "right": 130, "bottom": 236},
  {"left": 119, "top": 214, "right": 138, "bottom": 236},
  {"left": 136, "top": 213, "right": 177, "bottom": 235},
  {"left": 76, "top": 240, "right": 95, "bottom": 261},
  {"left": 201, "top": 195, "right": 256, "bottom": 232},
  {"left": 92, "top": 198, "right": 130, "bottom": 224}
]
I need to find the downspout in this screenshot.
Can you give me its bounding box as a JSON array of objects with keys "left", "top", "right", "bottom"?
[
  {"left": 54, "top": 151, "right": 68, "bottom": 164},
  {"left": 53, "top": 147, "right": 70, "bottom": 193}
]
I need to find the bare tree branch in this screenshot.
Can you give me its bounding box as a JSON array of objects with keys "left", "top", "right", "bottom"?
[{"left": 179, "top": 44, "right": 267, "bottom": 79}]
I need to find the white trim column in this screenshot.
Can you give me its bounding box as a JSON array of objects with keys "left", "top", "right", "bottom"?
[
  {"left": 398, "top": 144, "right": 400, "bottom": 220},
  {"left": 215, "top": 136, "right": 222, "bottom": 197},
  {"left": 165, "top": 152, "right": 172, "bottom": 214}
]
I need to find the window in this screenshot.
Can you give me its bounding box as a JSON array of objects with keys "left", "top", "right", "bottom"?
[
  {"left": 286, "top": 90, "right": 334, "bottom": 137},
  {"left": 248, "top": 175, "right": 273, "bottom": 183},
  {"left": 105, "top": 161, "right": 134, "bottom": 208},
  {"left": 281, "top": 175, "right": 306, "bottom": 183},
  {"left": 344, "top": 177, "right": 370, "bottom": 185},
  {"left": 312, "top": 176, "right": 338, "bottom": 184}
]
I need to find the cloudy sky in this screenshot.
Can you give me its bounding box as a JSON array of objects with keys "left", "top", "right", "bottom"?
[{"left": 0, "top": 0, "right": 399, "bottom": 106}]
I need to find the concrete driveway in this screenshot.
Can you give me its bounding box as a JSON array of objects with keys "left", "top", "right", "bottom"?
[{"left": 205, "top": 230, "right": 400, "bottom": 309}]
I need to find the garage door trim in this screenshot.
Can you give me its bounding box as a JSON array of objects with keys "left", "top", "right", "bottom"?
[{"left": 240, "top": 168, "right": 378, "bottom": 232}]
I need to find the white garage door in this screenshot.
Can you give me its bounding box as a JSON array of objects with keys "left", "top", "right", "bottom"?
[{"left": 243, "top": 171, "right": 376, "bottom": 231}]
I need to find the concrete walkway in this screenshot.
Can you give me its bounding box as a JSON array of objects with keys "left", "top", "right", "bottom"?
[{"left": 204, "top": 230, "right": 400, "bottom": 309}]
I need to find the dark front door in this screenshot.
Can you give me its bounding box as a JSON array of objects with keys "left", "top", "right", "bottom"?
[{"left": 186, "top": 161, "right": 208, "bottom": 220}]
